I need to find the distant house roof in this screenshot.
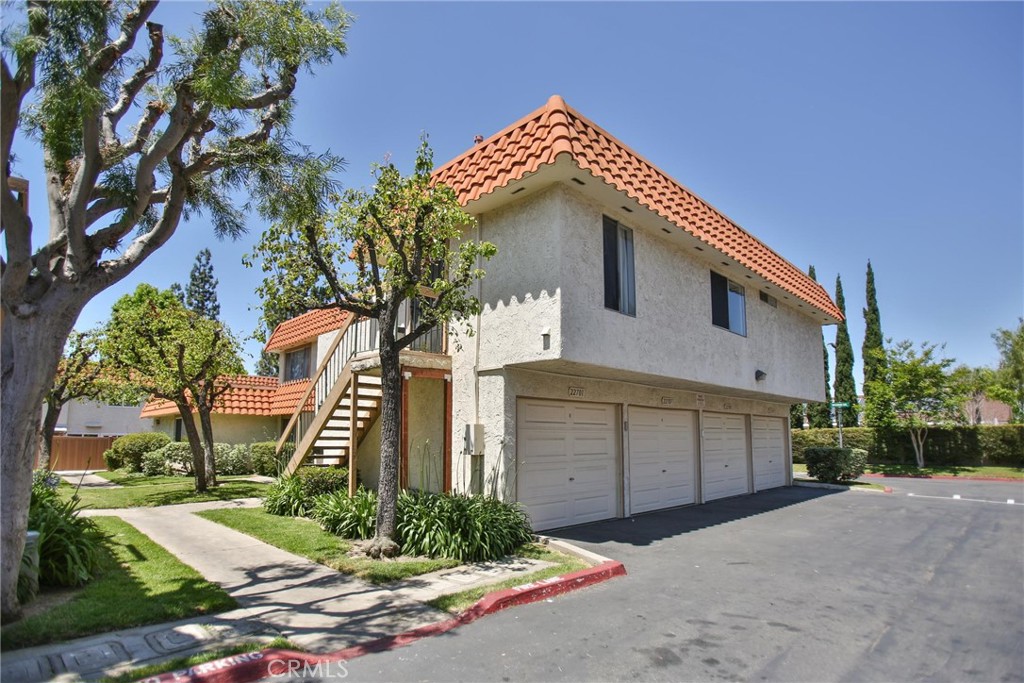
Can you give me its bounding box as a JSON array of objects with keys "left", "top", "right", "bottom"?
[
  {"left": 265, "top": 308, "right": 348, "bottom": 353},
  {"left": 139, "top": 375, "right": 309, "bottom": 418},
  {"left": 433, "top": 94, "right": 843, "bottom": 322}
]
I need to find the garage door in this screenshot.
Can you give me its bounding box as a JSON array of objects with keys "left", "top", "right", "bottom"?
[
  {"left": 702, "top": 413, "right": 750, "bottom": 501},
  {"left": 517, "top": 399, "right": 619, "bottom": 531},
  {"left": 752, "top": 416, "right": 787, "bottom": 491},
  {"left": 628, "top": 407, "right": 696, "bottom": 514}
]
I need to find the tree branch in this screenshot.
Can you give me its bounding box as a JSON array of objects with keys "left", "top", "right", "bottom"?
[{"left": 103, "top": 19, "right": 163, "bottom": 146}]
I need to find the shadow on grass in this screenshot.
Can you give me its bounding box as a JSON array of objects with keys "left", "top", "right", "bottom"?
[
  {"left": 866, "top": 463, "right": 1018, "bottom": 478},
  {"left": 68, "top": 482, "right": 269, "bottom": 509},
  {"left": 1, "top": 517, "right": 236, "bottom": 651}
]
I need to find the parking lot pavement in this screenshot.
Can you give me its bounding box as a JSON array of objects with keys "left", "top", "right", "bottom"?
[{"left": 332, "top": 482, "right": 1023, "bottom": 683}]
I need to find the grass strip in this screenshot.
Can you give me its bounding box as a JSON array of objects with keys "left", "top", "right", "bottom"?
[
  {"left": 61, "top": 478, "right": 269, "bottom": 509},
  {"left": 426, "top": 544, "right": 589, "bottom": 614},
  {"left": 197, "top": 507, "right": 459, "bottom": 584},
  {"left": 1, "top": 517, "right": 235, "bottom": 651},
  {"left": 100, "top": 637, "right": 299, "bottom": 683}
]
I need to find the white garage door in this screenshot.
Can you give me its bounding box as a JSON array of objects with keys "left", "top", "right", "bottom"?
[
  {"left": 628, "top": 407, "right": 697, "bottom": 514},
  {"left": 752, "top": 416, "right": 787, "bottom": 491},
  {"left": 702, "top": 413, "right": 750, "bottom": 502},
  {"left": 517, "top": 399, "right": 619, "bottom": 531}
]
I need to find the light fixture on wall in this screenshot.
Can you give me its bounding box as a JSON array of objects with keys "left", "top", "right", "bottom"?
[{"left": 755, "top": 369, "right": 767, "bottom": 381}]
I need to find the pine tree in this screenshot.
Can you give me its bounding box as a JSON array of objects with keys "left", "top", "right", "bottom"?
[
  {"left": 790, "top": 403, "right": 805, "bottom": 429},
  {"left": 255, "top": 352, "right": 279, "bottom": 377},
  {"left": 833, "top": 274, "right": 859, "bottom": 426},
  {"left": 806, "top": 265, "right": 833, "bottom": 428},
  {"left": 185, "top": 249, "right": 220, "bottom": 320},
  {"left": 861, "top": 260, "right": 886, "bottom": 423}
]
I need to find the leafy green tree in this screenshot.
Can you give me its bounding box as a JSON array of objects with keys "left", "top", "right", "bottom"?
[
  {"left": 40, "top": 328, "right": 143, "bottom": 468},
  {"left": 249, "top": 138, "right": 496, "bottom": 558},
  {"left": 861, "top": 260, "right": 887, "bottom": 423},
  {"left": 806, "top": 265, "right": 833, "bottom": 428},
  {"left": 103, "top": 284, "right": 244, "bottom": 489},
  {"left": 865, "top": 340, "right": 965, "bottom": 467},
  {"left": 954, "top": 365, "right": 997, "bottom": 425},
  {"left": 0, "top": 0, "right": 347, "bottom": 620},
  {"left": 790, "top": 403, "right": 805, "bottom": 429},
  {"left": 990, "top": 319, "right": 1024, "bottom": 423},
  {"left": 184, "top": 248, "right": 220, "bottom": 320},
  {"left": 832, "top": 275, "right": 859, "bottom": 426}
]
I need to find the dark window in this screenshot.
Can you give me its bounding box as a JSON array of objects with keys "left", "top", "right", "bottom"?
[
  {"left": 174, "top": 418, "right": 183, "bottom": 442},
  {"left": 711, "top": 271, "right": 746, "bottom": 336},
  {"left": 603, "top": 216, "right": 636, "bottom": 315},
  {"left": 284, "top": 346, "right": 311, "bottom": 381}
]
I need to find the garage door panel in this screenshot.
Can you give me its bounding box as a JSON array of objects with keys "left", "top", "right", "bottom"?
[
  {"left": 702, "top": 413, "right": 750, "bottom": 502},
  {"left": 752, "top": 416, "right": 787, "bottom": 491},
  {"left": 628, "top": 407, "right": 696, "bottom": 515},
  {"left": 518, "top": 399, "right": 619, "bottom": 531}
]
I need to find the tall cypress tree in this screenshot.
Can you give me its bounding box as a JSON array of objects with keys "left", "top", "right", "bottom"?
[
  {"left": 185, "top": 249, "right": 220, "bottom": 320},
  {"left": 861, "top": 260, "right": 885, "bottom": 423},
  {"left": 833, "top": 274, "right": 859, "bottom": 426},
  {"left": 805, "top": 266, "right": 833, "bottom": 428}
]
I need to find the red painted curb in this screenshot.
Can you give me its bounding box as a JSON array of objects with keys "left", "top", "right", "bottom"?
[
  {"left": 861, "top": 473, "right": 1022, "bottom": 483},
  {"left": 138, "top": 560, "right": 626, "bottom": 683}
]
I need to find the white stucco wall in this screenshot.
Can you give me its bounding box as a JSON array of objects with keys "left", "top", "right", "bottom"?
[
  {"left": 147, "top": 414, "right": 277, "bottom": 444},
  {"left": 54, "top": 400, "right": 149, "bottom": 436}
]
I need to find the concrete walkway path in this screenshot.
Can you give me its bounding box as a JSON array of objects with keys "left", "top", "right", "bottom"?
[{"left": 3, "top": 498, "right": 551, "bottom": 682}]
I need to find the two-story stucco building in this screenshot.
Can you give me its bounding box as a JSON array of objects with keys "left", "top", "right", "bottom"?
[{"left": 276, "top": 95, "right": 842, "bottom": 531}]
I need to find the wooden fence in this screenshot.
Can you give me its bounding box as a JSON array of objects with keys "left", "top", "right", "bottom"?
[{"left": 38, "top": 436, "right": 115, "bottom": 471}]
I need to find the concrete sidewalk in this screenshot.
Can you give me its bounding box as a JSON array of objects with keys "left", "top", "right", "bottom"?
[{"left": 2, "top": 498, "right": 552, "bottom": 682}]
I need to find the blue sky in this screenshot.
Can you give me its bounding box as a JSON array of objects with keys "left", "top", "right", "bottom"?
[{"left": 9, "top": 1, "right": 1023, "bottom": 388}]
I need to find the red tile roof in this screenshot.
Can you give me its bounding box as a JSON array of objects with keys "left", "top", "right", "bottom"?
[
  {"left": 265, "top": 308, "right": 348, "bottom": 352},
  {"left": 139, "top": 376, "right": 309, "bottom": 418},
  {"left": 433, "top": 95, "right": 843, "bottom": 322}
]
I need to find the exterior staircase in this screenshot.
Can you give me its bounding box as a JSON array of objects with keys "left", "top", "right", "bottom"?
[{"left": 276, "top": 304, "right": 446, "bottom": 483}]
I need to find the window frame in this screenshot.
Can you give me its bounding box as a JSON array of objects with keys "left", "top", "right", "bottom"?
[
  {"left": 710, "top": 270, "right": 747, "bottom": 337},
  {"left": 283, "top": 345, "right": 312, "bottom": 382},
  {"left": 603, "top": 216, "right": 637, "bottom": 316}
]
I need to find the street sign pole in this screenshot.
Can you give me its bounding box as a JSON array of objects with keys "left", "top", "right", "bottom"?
[{"left": 830, "top": 402, "right": 850, "bottom": 448}]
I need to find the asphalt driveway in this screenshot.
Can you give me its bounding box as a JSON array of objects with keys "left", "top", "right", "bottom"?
[{"left": 324, "top": 481, "right": 1024, "bottom": 682}]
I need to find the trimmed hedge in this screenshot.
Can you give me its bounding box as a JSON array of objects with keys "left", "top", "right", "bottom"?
[
  {"left": 103, "top": 432, "right": 171, "bottom": 472},
  {"left": 792, "top": 425, "right": 1023, "bottom": 467},
  {"left": 249, "top": 442, "right": 293, "bottom": 478},
  {"left": 804, "top": 447, "right": 867, "bottom": 483}
]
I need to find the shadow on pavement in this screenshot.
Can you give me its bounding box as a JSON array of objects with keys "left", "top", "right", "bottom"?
[{"left": 552, "top": 486, "right": 840, "bottom": 547}]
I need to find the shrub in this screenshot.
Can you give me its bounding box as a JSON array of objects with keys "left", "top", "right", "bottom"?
[
  {"left": 805, "top": 447, "right": 867, "bottom": 483},
  {"left": 250, "top": 442, "right": 293, "bottom": 477},
  {"left": 395, "top": 491, "right": 534, "bottom": 562},
  {"left": 313, "top": 488, "right": 378, "bottom": 539},
  {"left": 153, "top": 442, "right": 195, "bottom": 476},
  {"left": 25, "top": 478, "right": 103, "bottom": 588},
  {"left": 295, "top": 466, "right": 348, "bottom": 497},
  {"left": 218, "top": 444, "right": 254, "bottom": 476},
  {"left": 262, "top": 476, "right": 310, "bottom": 517},
  {"left": 141, "top": 450, "right": 166, "bottom": 476},
  {"left": 106, "top": 432, "right": 171, "bottom": 473}
]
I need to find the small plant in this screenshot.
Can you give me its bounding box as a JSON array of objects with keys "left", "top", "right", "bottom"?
[
  {"left": 262, "top": 476, "right": 311, "bottom": 517},
  {"left": 805, "top": 447, "right": 868, "bottom": 483},
  {"left": 152, "top": 442, "right": 195, "bottom": 476},
  {"left": 140, "top": 450, "right": 166, "bottom": 476},
  {"left": 295, "top": 466, "right": 348, "bottom": 497},
  {"left": 313, "top": 488, "right": 378, "bottom": 539},
  {"left": 25, "top": 477, "right": 103, "bottom": 588},
  {"left": 105, "top": 432, "right": 171, "bottom": 473},
  {"left": 395, "top": 491, "right": 534, "bottom": 562}
]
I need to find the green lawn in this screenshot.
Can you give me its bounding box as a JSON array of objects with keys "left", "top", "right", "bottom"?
[
  {"left": 61, "top": 475, "right": 269, "bottom": 509},
  {"left": 196, "top": 507, "right": 460, "bottom": 584},
  {"left": 1, "top": 517, "right": 235, "bottom": 651},
  {"left": 426, "top": 544, "right": 589, "bottom": 614}
]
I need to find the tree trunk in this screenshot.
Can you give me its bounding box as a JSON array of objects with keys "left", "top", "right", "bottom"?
[
  {"left": 370, "top": 342, "right": 402, "bottom": 559},
  {"left": 910, "top": 428, "right": 927, "bottom": 468},
  {"left": 176, "top": 404, "right": 208, "bottom": 492},
  {"left": 38, "top": 400, "right": 62, "bottom": 470},
  {"left": 1, "top": 302, "right": 79, "bottom": 622},
  {"left": 197, "top": 404, "right": 217, "bottom": 488}
]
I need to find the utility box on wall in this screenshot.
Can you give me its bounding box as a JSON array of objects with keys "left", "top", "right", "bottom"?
[{"left": 464, "top": 423, "right": 485, "bottom": 455}]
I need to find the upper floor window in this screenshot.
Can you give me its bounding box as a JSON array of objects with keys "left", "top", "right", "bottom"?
[
  {"left": 711, "top": 271, "right": 746, "bottom": 336},
  {"left": 284, "top": 346, "right": 311, "bottom": 381},
  {"left": 603, "top": 216, "right": 636, "bottom": 316}
]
